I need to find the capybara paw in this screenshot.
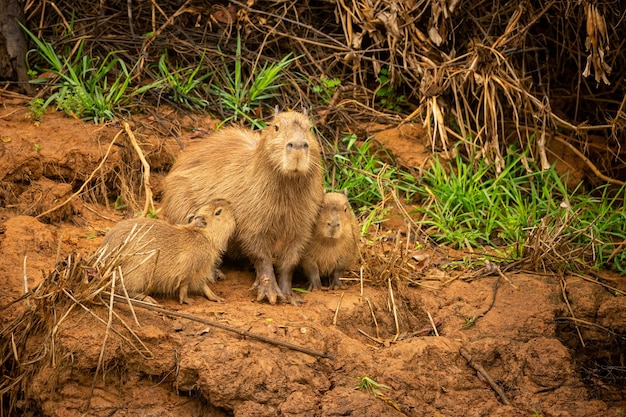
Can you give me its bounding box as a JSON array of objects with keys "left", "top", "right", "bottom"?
[
  {"left": 135, "top": 294, "right": 159, "bottom": 305},
  {"left": 208, "top": 295, "right": 225, "bottom": 303},
  {"left": 251, "top": 275, "right": 284, "bottom": 305},
  {"left": 285, "top": 292, "right": 304, "bottom": 306},
  {"left": 329, "top": 282, "right": 346, "bottom": 290},
  {"left": 214, "top": 268, "right": 227, "bottom": 281}
]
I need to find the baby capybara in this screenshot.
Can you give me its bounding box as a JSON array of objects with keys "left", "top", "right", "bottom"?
[
  {"left": 161, "top": 111, "right": 323, "bottom": 304},
  {"left": 97, "top": 199, "right": 235, "bottom": 304},
  {"left": 300, "top": 191, "right": 359, "bottom": 290}
]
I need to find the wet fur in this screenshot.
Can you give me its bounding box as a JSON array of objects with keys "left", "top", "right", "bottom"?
[
  {"left": 98, "top": 199, "right": 235, "bottom": 304},
  {"left": 161, "top": 112, "right": 324, "bottom": 302}
]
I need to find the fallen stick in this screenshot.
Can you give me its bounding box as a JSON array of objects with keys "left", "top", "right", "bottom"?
[
  {"left": 104, "top": 292, "right": 336, "bottom": 360},
  {"left": 459, "top": 347, "right": 511, "bottom": 405},
  {"left": 123, "top": 122, "right": 154, "bottom": 217}
]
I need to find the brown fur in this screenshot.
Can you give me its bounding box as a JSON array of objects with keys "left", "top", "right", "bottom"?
[
  {"left": 300, "top": 192, "right": 359, "bottom": 290},
  {"left": 98, "top": 199, "right": 235, "bottom": 304},
  {"left": 161, "top": 111, "right": 324, "bottom": 303}
]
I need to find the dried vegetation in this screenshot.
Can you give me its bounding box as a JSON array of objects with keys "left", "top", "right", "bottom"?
[{"left": 21, "top": 0, "right": 626, "bottom": 183}]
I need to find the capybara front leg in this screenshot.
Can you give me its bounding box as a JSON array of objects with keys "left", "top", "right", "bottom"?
[{"left": 251, "top": 256, "right": 284, "bottom": 304}]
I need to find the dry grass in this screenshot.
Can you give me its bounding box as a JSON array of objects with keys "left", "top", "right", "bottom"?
[{"left": 19, "top": 0, "right": 626, "bottom": 183}]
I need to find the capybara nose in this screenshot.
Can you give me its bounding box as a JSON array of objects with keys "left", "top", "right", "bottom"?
[{"left": 286, "top": 141, "right": 309, "bottom": 151}]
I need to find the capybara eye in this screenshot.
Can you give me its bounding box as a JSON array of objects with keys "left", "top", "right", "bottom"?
[
  {"left": 187, "top": 214, "right": 195, "bottom": 223},
  {"left": 287, "top": 143, "right": 294, "bottom": 150},
  {"left": 274, "top": 125, "right": 279, "bottom": 132},
  {"left": 303, "top": 143, "right": 309, "bottom": 150},
  {"left": 215, "top": 208, "right": 222, "bottom": 216}
]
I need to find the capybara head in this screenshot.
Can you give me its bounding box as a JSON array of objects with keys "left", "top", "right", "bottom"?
[
  {"left": 189, "top": 198, "right": 236, "bottom": 245},
  {"left": 316, "top": 191, "right": 354, "bottom": 240},
  {"left": 262, "top": 111, "right": 320, "bottom": 174}
]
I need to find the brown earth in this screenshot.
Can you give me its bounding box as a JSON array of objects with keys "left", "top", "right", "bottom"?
[{"left": 1, "top": 98, "right": 625, "bottom": 417}]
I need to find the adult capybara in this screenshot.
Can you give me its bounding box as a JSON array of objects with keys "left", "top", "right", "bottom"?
[
  {"left": 97, "top": 199, "right": 235, "bottom": 304},
  {"left": 300, "top": 191, "right": 359, "bottom": 290},
  {"left": 161, "top": 111, "right": 324, "bottom": 304}
]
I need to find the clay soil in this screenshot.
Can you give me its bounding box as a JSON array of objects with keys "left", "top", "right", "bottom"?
[{"left": 1, "top": 98, "right": 625, "bottom": 417}]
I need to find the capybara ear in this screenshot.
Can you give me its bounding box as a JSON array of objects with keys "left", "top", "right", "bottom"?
[
  {"left": 303, "top": 107, "right": 308, "bottom": 117},
  {"left": 193, "top": 215, "right": 208, "bottom": 228},
  {"left": 274, "top": 105, "right": 279, "bottom": 116},
  {"left": 343, "top": 188, "right": 348, "bottom": 197}
]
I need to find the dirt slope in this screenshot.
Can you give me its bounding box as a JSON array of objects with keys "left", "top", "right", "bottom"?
[{"left": 1, "top": 100, "right": 625, "bottom": 416}]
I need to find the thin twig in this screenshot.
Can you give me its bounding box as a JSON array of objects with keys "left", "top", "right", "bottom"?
[
  {"left": 122, "top": 122, "right": 155, "bottom": 216},
  {"left": 332, "top": 292, "right": 344, "bottom": 326},
  {"left": 427, "top": 312, "right": 439, "bottom": 337},
  {"left": 459, "top": 347, "right": 511, "bottom": 406},
  {"left": 86, "top": 273, "right": 116, "bottom": 412},
  {"left": 104, "top": 292, "right": 336, "bottom": 360},
  {"left": 560, "top": 278, "right": 585, "bottom": 347},
  {"left": 387, "top": 277, "right": 400, "bottom": 343},
  {"left": 365, "top": 297, "right": 380, "bottom": 340}
]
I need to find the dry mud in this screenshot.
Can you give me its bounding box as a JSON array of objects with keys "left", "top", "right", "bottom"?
[{"left": 1, "top": 101, "right": 625, "bottom": 416}]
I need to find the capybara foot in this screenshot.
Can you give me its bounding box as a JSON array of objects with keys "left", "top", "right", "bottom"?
[
  {"left": 214, "top": 268, "right": 227, "bottom": 281},
  {"left": 329, "top": 281, "right": 346, "bottom": 290},
  {"left": 284, "top": 291, "right": 304, "bottom": 306},
  {"left": 250, "top": 275, "right": 284, "bottom": 304},
  {"left": 307, "top": 280, "right": 322, "bottom": 292},
  {"left": 202, "top": 284, "right": 225, "bottom": 302},
  {"left": 136, "top": 294, "right": 159, "bottom": 305}
]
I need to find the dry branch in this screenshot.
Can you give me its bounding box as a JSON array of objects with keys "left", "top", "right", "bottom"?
[
  {"left": 18, "top": 0, "right": 626, "bottom": 179},
  {"left": 105, "top": 293, "right": 336, "bottom": 360},
  {"left": 459, "top": 347, "right": 511, "bottom": 406}
]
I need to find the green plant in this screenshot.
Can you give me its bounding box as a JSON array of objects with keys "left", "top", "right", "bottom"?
[
  {"left": 33, "top": 143, "right": 42, "bottom": 152},
  {"left": 210, "top": 34, "right": 298, "bottom": 128},
  {"left": 463, "top": 316, "right": 477, "bottom": 329},
  {"left": 29, "top": 98, "right": 46, "bottom": 122},
  {"left": 21, "top": 24, "right": 150, "bottom": 123},
  {"left": 375, "top": 67, "right": 406, "bottom": 112},
  {"left": 355, "top": 376, "right": 390, "bottom": 397},
  {"left": 416, "top": 144, "right": 626, "bottom": 272},
  {"left": 153, "top": 52, "right": 211, "bottom": 109},
  {"left": 312, "top": 76, "right": 341, "bottom": 104},
  {"left": 328, "top": 134, "right": 417, "bottom": 233},
  {"left": 114, "top": 196, "right": 127, "bottom": 210}
]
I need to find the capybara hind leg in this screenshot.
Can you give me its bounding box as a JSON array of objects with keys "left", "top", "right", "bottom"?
[
  {"left": 201, "top": 284, "right": 224, "bottom": 302},
  {"left": 251, "top": 257, "right": 284, "bottom": 304},
  {"left": 179, "top": 283, "right": 192, "bottom": 305},
  {"left": 302, "top": 260, "right": 322, "bottom": 291},
  {"left": 329, "top": 269, "right": 346, "bottom": 290}
]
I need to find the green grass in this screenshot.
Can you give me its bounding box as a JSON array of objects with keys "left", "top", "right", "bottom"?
[
  {"left": 153, "top": 51, "right": 211, "bottom": 109},
  {"left": 415, "top": 145, "right": 626, "bottom": 272},
  {"left": 355, "top": 376, "right": 390, "bottom": 397},
  {"left": 326, "top": 133, "right": 418, "bottom": 234},
  {"left": 209, "top": 34, "right": 299, "bottom": 128},
  {"left": 22, "top": 24, "right": 137, "bottom": 123},
  {"left": 327, "top": 134, "right": 625, "bottom": 273}
]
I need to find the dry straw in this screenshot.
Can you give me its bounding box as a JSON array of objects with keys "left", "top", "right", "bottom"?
[{"left": 20, "top": 0, "right": 625, "bottom": 183}]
